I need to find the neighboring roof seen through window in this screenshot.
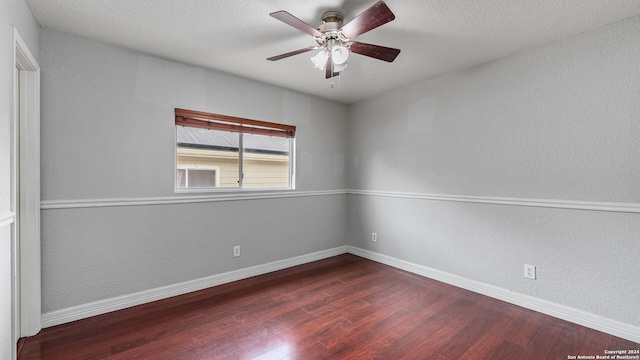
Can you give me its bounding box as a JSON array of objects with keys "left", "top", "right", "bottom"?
[{"left": 177, "top": 126, "right": 290, "bottom": 155}]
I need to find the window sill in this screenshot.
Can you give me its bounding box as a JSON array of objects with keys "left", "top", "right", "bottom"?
[{"left": 174, "top": 187, "right": 295, "bottom": 194}]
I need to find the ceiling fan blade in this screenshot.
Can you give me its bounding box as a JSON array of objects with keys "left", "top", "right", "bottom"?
[
  {"left": 323, "top": 56, "right": 341, "bottom": 79},
  {"left": 325, "top": 56, "right": 333, "bottom": 79},
  {"left": 340, "top": 1, "right": 395, "bottom": 39},
  {"left": 267, "top": 46, "right": 316, "bottom": 61},
  {"left": 349, "top": 41, "right": 401, "bottom": 62},
  {"left": 270, "top": 10, "right": 322, "bottom": 37}
]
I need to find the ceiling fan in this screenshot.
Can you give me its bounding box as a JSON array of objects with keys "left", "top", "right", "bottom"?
[{"left": 267, "top": 1, "right": 401, "bottom": 79}]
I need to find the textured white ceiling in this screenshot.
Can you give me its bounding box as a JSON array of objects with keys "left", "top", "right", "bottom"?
[{"left": 26, "top": 0, "right": 640, "bottom": 104}]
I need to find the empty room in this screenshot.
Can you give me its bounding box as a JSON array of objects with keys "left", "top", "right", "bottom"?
[{"left": 2, "top": 0, "right": 639, "bottom": 359}]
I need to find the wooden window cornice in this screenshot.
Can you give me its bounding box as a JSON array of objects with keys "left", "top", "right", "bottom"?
[{"left": 175, "top": 108, "right": 296, "bottom": 138}]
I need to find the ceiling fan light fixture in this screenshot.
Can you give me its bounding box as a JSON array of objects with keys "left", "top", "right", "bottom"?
[
  {"left": 334, "top": 62, "right": 348, "bottom": 72},
  {"left": 331, "top": 45, "right": 349, "bottom": 65},
  {"left": 311, "top": 50, "right": 329, "bottom": 70},
  {"left": 269, "top": 1, "right": 400, "bottom": 78}
]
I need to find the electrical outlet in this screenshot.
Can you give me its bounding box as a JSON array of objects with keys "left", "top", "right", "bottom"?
[
  {"left": 233, "top": 245, "right": 240, "bottom": 258},
  {"left": 372, "top": 232, "right": 377, "bottom": 242},
  {"left": 524, "top": 264, "right": 536, "bottom": 280}
]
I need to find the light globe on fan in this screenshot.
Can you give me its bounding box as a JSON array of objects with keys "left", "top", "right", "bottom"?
[{"left": 331, "top": 45, "right": 349, "bottom": 65}]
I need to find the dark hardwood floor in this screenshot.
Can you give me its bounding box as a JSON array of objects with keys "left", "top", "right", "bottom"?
[{"left": 19, "top": 254, "right": 638, "bottom": 359}]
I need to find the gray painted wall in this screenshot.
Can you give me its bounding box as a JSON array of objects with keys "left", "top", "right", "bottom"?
[
  {"left": 40, "top": 30, "right": 347, "bottom": 200},
  {"left": 348, "top": 15, "right": 640, "bottom": 327},
  {"left": 1, "top": 1, "right": 39, "bottom": 358},
  {"left": 39, "top": 29, "right": 348, "bottom": 313},
  {"left": 35, "top": 10, "right": 640, "bottom": 341}
]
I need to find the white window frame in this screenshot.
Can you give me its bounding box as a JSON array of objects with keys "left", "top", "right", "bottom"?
[
  {"left": 174, "top": 108, "right": 296, "bottom": 193},
  {"left": 177, "top": 165, "right": 221, "bottom": 189}
]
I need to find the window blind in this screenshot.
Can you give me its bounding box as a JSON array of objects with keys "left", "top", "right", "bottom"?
[{"left": 175, "top": 108, "right": 296, "bottom": 138}]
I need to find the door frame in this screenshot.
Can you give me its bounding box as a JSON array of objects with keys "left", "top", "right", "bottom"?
[{"left": 12, "top": 27, "right": 41, "bottom": 340}]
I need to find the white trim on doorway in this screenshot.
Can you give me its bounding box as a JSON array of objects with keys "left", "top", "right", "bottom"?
[{"left": 12, "top": 27, "right": 41, "bottom": 339}]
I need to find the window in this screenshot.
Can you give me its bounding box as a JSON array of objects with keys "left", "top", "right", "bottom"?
[
  {"left": 175, "top": 108, "right": 295, "bottom": 191},
  {"left": 177, "top": 166, "right": 220, "bottom": 189}
]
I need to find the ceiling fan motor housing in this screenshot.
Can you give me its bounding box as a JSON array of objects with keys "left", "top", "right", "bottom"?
[
  {"left": 318, "top": 11, "right": 351, "bottom": 53},
  {"left": 320, "top": 11, "right": 344, "bottom": 32}
]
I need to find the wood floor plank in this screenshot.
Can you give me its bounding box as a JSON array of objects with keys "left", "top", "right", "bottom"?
[
  {"left": 390, "top": 295, "right": 500, "bottom": 358},
  {"left": 18, "top": 254, "right": 639, "bottom": 359}
]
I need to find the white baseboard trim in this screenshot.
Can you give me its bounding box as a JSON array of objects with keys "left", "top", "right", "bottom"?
[
  {"left": 347, "top": 246, "right": 640, "bottom": 343},
  {"left": 41, "top": 244, "right": 639, "bottom": 344},
  {"left": 41, "top": 246, "right": 348, "bottom": 328}
]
